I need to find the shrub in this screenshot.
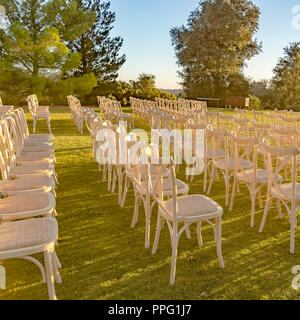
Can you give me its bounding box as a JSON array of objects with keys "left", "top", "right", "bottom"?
[{"left": 249, "top": 94, "right": 262, "bottom": 110}]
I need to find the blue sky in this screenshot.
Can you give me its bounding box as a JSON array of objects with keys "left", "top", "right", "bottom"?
[{"left": 109, "top": 0, "right": 300, "bottom": 89}]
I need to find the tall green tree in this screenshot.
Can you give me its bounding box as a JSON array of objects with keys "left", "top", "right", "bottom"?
[
  {"left": 170, "top": 0, "right": 261, "bottom": 99},
  {"left": 130, "top": 73, "right": 176, "bottom": 101},
  {"left": 0, "top": 0, "right": 95, "bottom": 77},
  {"left": 272, "top": 42, "right": 300, "bottom": 110},
  {"left": 69, "top": 0, "right": 126, "bottom": 81},
  {"left": 0, "top": 0, "right": 97, "bottom": 103}
]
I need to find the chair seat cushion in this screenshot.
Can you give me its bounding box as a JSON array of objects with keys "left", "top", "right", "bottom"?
[
  {"left": 28, "top": 133, "right": 53, "bottom": 141},
  {"left": 213, "top": 158, "right": 252, "bottom": 170},
  {"left": 10, "top": 162, "right": 54, "bottom": 175},
  {"left": 236, "top": 169, "right": 282, "bottom": 184},
  {"left": 18, "top": 151, "right": 55, "bottom": 163},
  {"left": 161, "top": 194, "right": 223, "bottom": 220},
  {"left": 21, "top": 144, "right": 54, "bottom": 152},
  {"left": 0, "top": 175, "right": 54, "bottom": 193},
  {"left": 129, "top": 166, "right": 169, "bottom": 178},
  {"left": 271, "top": 183, "right": 300, "bottom": 201},
  {"left": 0, "top": 218, "right": 57, "bottom": 252},
  {"left": 137, "top": 178, "right": 189, "bottom": 195},
  {"left": 0, "top": 192, "right": 55, "bottom": 220},
  {"left": 36, "top": 106, "right": 49, "bottom": 115},
  {"left": 207, "top": 148, "right": 225, "bottom": 159}
]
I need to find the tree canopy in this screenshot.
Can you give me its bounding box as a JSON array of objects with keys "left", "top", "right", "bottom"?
[
  {"left": 272, "top": 42, "right": 300, "bottom": 110},
  {"left": 69, "top": 0, "right": 125, "bottom": 81},
  {"left": 170, "top": 0, "right": 261, "bottom": 99},
  {"left": 0, "top": 0, "right": 125, "bottom": 105}
]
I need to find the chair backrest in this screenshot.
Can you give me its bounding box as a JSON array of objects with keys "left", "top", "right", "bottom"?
[
  {"left": 262, "top": 142, "right": 300, "bottom": 203},
  {"left": 148, "top": 161, "right": 176, "bottom": 221},
  {"left": 0, "top": 119, "right": 17, "bottom": 168},
  {"left": 16, "top": 108, "right": 30, "bottom": 137},
  {"left": 275, "top": 109, "right": 288, "bottom": 121},
  {"left": 26, "top": 94, "right": 38, "bottom": 117},
  {"left": 0, "top": 120, "right": 16, "bottom": 181},
  {"left": 219, "top": 114, "right": 234, "bottom": 131},
  {"left": 265, "top": 112, "right": 285, "bottom": 127},
  {"left": 232, "top": 136, "right": 258, "bottom": 182},
  {"left": 235, "top": 108, "right": 247, "bottom": 119},
  {"left": 67, "top": 95, "right": 82, "bottom": 117},
  {"left": 205, "top": 111, "right": 220, "bottom": 129},
  {"left": 252, "top": 122, "right": 271, "bottom": 141},
  {"left": 285, "top": 117, "right": 300, "bottom": 130},
  {"left": 85, "top": 110, "right": 99, "bottom": 136},
  {"left": 271, "top": 127, "right": 298, "bottom": 148},
  {"left": 209, "top": 129, "right": 231, "bottom": 163},
  {"left": 252, "top": 110, "right": 264, "bottom": 124},
  {"left": 4, "top": 113, "right": 26, "bottom": 158},
  {"left": 233, "top": 117, "right": 251, "bottom": 136},
  {"left": 0, "top": 122, "right": 10, "bottom": 177}
]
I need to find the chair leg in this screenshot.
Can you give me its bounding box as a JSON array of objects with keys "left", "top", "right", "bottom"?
[
  {"left": 277, "top": 200, "right": 283, "bottom": 219},
  {"left": 44, "top": 250, "right": 57, "bottom": 300},
  {"left": 229, "top": 177, "right": 237, "bottom": 212},
  {"left": 33, "top": 118, "right": 36, "bottom": 134},
  {"left": 170, "top": 233, "right": 178, "bottom": 285},
  {"left": 46, "top": 117, "right": 52, "bottom": 134},
  {"left": 52, "top": 252, "right": 62, "bottom": 284},
  {"left": 216, "top": 217, "right": 225, "bottom": 268},
  {"left": 225, "top": 176, "right": 230, "bottom": 207},
  {"left": 102, "top": 164, "right": 107, "bottom": 181},
  {"left": 250, "top": 184, "right": 256, "bottom": 228},
  {"left": 185, "top": 223, "right": 191, "bottom": 239},
  {"left": 258, "top": 188, "right": 264, "bottom": 209},
  {"left": 203, "top": 163, "right": 208, "bottom": 192},
  {"left": 259, "top": 197, "right": 271, "bottom": 233},
  {"left": 121, "top": 176, "right": 130, "bottom": 207},
  {"left": 290, "top": 211, "right": 296, "bottom": 254},
  {"left": 131, "top": 193, "right": 139, "bottom": 228},
  {"left": 207, "top": 165, "right": 215, "bottom": 195},
  {"left": 107, "top": 166, "right": 112, "bottom": 191},
  {"left": 118, "top": 168, "right": 123, "bottom": 205},
  {"left": 197, "top": 222, "right": 203, "bottom": 247},
  {"left": 152, "top": 214, "right": 162, "bottom": 255},
  {"left": 111, "top": 167, "right": 116, "bottom": 193},
  {"left": 53, "top": 249, "right": 62, "bottom": 269},
  {"left": 144, "top": 197, "right": 151, "bottom": 249}
]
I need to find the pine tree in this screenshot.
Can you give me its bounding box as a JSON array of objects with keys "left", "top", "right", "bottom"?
[{"left": 69, "top": 0, "right": 126, "bottom": 81}]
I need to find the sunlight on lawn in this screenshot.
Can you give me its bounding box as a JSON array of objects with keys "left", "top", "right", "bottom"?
[{"left": 0, "top": 108, "right": 300, "bottom": 300}]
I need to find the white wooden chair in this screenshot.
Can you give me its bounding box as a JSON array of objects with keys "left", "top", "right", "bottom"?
[
  {"left": 26, "top": 95, "right": 52, "bottom": 134},
  {"left": 151, "top": 162, "right": 224, "bottom": 284},
  {"left": 259, "top": 142, "right": 300, "bottom": 254},
  {"left": 208, "top": 130, "right": 253, "bottom": 206},
  {"left": 228, "top": 136, "right": 281, "bottom": 227},
  {"left": 0, "top": 217, "right": 60, "bottom": 300}
]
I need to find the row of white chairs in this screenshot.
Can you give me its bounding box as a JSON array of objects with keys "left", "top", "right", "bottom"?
[
  {"left": 97, "top": 96, "right": 134, "bottom": 130},
  {"left": 67, "top": 95, "right": 90, "bottom": 133},
  {"left": 131, "top": 97, "right": 208, "bottom": 130},
  {"left": 155, "top": 97, "right": 207, "bottom": 115},
  {"left": 0, "top": 107, "right": 61, "bottom": 300}
]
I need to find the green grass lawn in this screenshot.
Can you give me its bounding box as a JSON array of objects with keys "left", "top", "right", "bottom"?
[{"left": 1, "top": 107, "right": 300, "bottom": 300}]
